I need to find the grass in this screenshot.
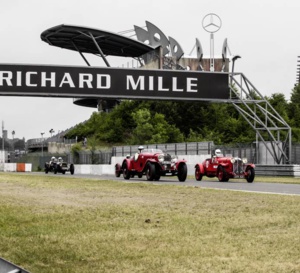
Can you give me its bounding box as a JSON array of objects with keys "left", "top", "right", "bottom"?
[
  {"left": 187, "top": 175, "right": 300, "bottom": 184},
  {"left": 0, "top": 173, "right": 300, "bottom": 273}
]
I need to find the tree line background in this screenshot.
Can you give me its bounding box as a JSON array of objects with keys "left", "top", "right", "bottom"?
[{"left": 65, "top": 84, "right": 300, "bottom": 147}]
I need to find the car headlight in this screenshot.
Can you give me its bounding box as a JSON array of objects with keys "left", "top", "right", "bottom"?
[
  {"left": 171, "top": 155, "right": 178, "bottom": 163},
  {"left": 231, "top": 158, "right": 236, "bottom": 163},
  {"left": 242, "top": 158, "right": 248, "bottom": 164},
  {"left": 158, "top": 154, "right": 164, "bottom": 162}
]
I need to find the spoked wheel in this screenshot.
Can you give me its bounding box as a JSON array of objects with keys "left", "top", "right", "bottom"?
[
  {"left": 246, "top": 167, "right": 255, "bottom": 183},
  {"left": 123, "top": 162, "right": 131, "bottom": 180},
  {"left": 195, "top": 166, "right": 203, "bottom": 181},
  {"left": 146, "top": 163, "right": 156, "bottom": 181},
  {"left": 177, "top": 163, "right": 187, "bottom": 182},
  {"left": 217, "top": 165, "right": 228, "bottom": 182}
]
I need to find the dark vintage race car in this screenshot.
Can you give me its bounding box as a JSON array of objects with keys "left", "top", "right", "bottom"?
[
  {"left": 115, "top": 146, "right": 188, "bottom": 182},
  {"left": 45, "top": 157, "right": 75, "bottom": 175},
  {"left": 194, "top": 149, "right": 255, "bottom": 183}
]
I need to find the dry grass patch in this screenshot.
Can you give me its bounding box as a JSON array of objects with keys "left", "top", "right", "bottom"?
[{"left": 0, "top": 173, "right": 300, "bottom": 273}]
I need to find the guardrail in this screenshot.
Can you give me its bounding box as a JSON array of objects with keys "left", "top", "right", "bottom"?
[{"left": 255, "top": 165, "right": 300, "bottom": 177}]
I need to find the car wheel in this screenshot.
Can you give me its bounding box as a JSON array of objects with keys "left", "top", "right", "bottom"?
[
  {"left": 177, "top": 163, "right": 187, "bottom": 182},
  {"left": 54, "top": 166, "right": 57, "bottom": 174},
  {"left": 154, "top": 174, "right": 161, "bottom": 181},
  {"left": 115, "top": 164, "right": 121, "bottom": 177},
  {"left": 123, "top": 162, "right": 131, "bottom": 180},
  {"left": 246, "top": 167, "right": 255, "bottom": 183},
  {"left": 146, "top": 163, "right": 156, "bottom": 181},
  {"left": 45, "top": 165, "right": 48, "bottom": 174},
  {"left": 70, "top": 164, "right": 74, "bottom": 175},
  {"left": 217, "top": 166, "right": 227, "bottom": 182},
  {"left": 195, "top": 166, "right": 203, "bottom": 181}
]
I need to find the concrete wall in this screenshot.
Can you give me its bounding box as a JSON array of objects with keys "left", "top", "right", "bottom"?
[
  {"left": 0, "top": 163, "right": 32, "bottom": 172},
  {"left": 73, "top": 163, "right": 300, "bottom": 177},
  {"left": 48, "top": 142, "right": 72, "bottom": 154},
  {"left": 0, "top": 151, "right": 7, "bottom": 164},
  {"left": 2, "top": 154, "right": 300, "bottom": 177},
  {"left": 74, "top": 164, "right": 115, "bottom": 175}
]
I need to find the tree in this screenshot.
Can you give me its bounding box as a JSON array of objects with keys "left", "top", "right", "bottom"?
[
  {"left": 267, "top": 93, "right": 289, "bottom": 122},
  {"left": 131, "top": 108, "right": 184, "bottom": 144}
]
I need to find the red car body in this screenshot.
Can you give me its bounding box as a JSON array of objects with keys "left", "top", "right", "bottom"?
[
  {"left": 115, "top": 148, "right": 188, "bottom": 182},
  {"left": 195, "top": 152, "right": 255, "bottom": 183}
]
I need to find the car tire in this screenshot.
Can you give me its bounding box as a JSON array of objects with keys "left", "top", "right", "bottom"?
[
  {"left": 146, "top": 163, "right": 155, "bottom": 181},
  {"left": 177, "top": 163, "right": 187, "bottom": 182},
  {"left": 70, "top": 164, "right": 74, "bottom": 175},
  {"left": 217, "top": 165, "right": 228, "bottom": 182},
  {"left": 154, "top": 174, "right": 161, "bottom": 181},
  {"left": 123, "top": 162, "right": 131, "bottom": 180},
  {"left": 246, "top": 167, "right": 255, "bottom": 183},
  {"left": 115, "top": 164, "right": 121, "bottom": 177},
  {"left": 195, "top": 166, "right": 203, "bottom": 181}
]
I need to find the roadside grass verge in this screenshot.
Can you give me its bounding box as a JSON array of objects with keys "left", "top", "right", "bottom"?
[{"left": 0, "top": 173, "right": 300, "bottom": 273}]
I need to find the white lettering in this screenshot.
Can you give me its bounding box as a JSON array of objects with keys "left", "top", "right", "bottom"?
[
  {"left": 0, "top": 71, "right": 13, "bottom": 86},
  {"left": 149, "top": 76, "right": 154, "bottom": 91},
  {"left": 172, "top": 77, "right": 183, "bottom": 92},
  {"left": 17, "top": 71, "right": 22, "bottom": 86},
  {"left": 126, "top": 75, "right": 145, "bottom": 90},
  {"left": 79, "top": 73, "right": 93, "bottom": 88},
  {"left": 158, "top": 77, "right": 169, "bottom": 91},
  {"left": 59, "top": 73, "right": 75, "bottom": 88},
  {"left": 26, "top": 72, "right": 37, "bottom": 87},
  {"left": 97, "top": 74, "right": 111, "bottom": 89},
  {"left": 41, "top": 72, "right": 56, "bottom": 87},
  {"left": 187, "top": 78, "right": 198, "bottom": 92}
]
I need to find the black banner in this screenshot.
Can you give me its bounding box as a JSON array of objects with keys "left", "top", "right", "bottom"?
[{"left": 0, "top": 64, "right": 229, "bottom": 101}]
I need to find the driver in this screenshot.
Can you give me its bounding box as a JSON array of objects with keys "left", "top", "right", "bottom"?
[
  {"left": 215, "top": 149, "right": 222, "bottom": 157},
  {"left": 49, "top": 156, "right": 56, "bottom": 166},
  {"left": 134, "top": 146, "right": 144, "bottom": 161}
]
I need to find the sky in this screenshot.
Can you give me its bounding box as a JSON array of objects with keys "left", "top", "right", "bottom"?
[{"left": 0, "top": 0, "right": 299, "bottom": 141}]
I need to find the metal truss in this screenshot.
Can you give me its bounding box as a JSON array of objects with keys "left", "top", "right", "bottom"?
[{"left": 229, "top": 73, "right": 292, "bottom": 164}]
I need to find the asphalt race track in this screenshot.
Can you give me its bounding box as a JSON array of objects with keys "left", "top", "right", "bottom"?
[{"left": 35, "top": 173, "right": 300, "bottom": 196}]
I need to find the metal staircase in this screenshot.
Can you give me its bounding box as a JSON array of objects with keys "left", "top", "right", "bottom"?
[{"left": 229, "top": 73, "right": 292, "bottom": 164}]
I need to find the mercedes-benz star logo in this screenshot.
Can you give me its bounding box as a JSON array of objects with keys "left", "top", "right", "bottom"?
[{"left": 202, "top": 13, "right": 222, "bottom": 33}]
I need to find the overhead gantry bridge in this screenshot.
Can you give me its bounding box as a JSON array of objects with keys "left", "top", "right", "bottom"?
[{"left": 0, "top": 21, "right": 292, "bottom": 164}]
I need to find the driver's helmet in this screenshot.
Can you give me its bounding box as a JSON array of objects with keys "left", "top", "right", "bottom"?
[
  {"left": 51, "top": 157, "right": 55, "bottom": 161},
  {"left": 215, "top": 149, "right": 222, "bottom": 157},
  {"left": 138, "top": 146, "right": 144, "bottom": 153},
  {"left": 58, "top": 157, "right": 63, "bottom": 162}
]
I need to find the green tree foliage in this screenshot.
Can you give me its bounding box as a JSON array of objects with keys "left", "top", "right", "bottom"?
[
  {"left": 267, "top": 93, "right": 289, "bottom": 122},
  {"left": 131, "top": 108, "right": 184, "bottom": 144},
  {"left": 65, "top": 88, "right": 296, "bottom": 146},
  {"left": 70, "top": 143, "right": 82, "bottom": 164}
]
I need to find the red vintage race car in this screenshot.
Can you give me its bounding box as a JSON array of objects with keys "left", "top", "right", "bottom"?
[
  {"left": 115, "top": 146, "right": 188, "bottom": 182},
  {"left": 194, "top": 149, "right": 255, "bottom": 183}
]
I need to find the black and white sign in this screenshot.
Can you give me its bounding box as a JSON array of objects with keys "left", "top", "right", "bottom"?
[{"left": 0, "top": 64, "right": 229, "bottom": 101}]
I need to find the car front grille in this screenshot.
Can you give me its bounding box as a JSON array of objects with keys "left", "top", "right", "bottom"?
[
  {"left": 164, "top": 154, "right": 171, "bottom": 161},
  {"left": 233, "top": 160, "right": 244, "bottom": 174}
]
